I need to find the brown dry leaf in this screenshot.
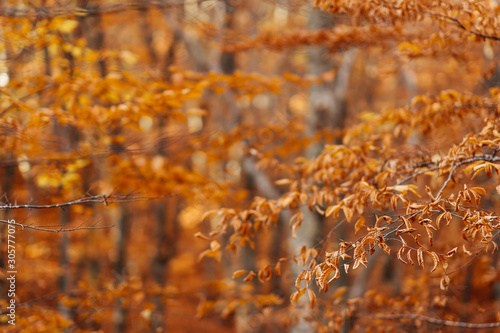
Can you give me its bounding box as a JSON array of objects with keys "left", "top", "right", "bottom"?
[
  {"left": 243, "top": 271, "right": 256, "bottom": 283},
  {"left": 354, "top": 216, "right": 365, "bottom": 234},
  {"left": 275, "top": 261, "right": 281, "bottom": 277},
  {"left": 332, "top": 286, "right": 348, "bottom": 299},
  {"left": 194, "top": 232, "right": 211, "bottom": 241},
  {"left": 417, "top": 248, "right": 424, "bottom": 267},
  {"left": 440, "top": 275, "right": 450, "bottom": 290},
  {"left": 342, "top": 206, "right": 354, "bottom": 222},
  {"left": 427, "top": 251, "right": 439, "bottom": 272}
]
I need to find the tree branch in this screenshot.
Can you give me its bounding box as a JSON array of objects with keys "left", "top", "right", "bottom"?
[
  {"left": 0, "top": 193, "right": 174, "bottom": 210},
  {"left": 2, "top": 218, "right": 113, "bottom": 232},
  {"left": 0, "top": 193, "right": 175, "bottom": 232}
]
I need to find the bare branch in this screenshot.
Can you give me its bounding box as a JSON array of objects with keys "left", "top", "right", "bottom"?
[{"left": 0, "top": 193, "right": 175, "bottom": 210}]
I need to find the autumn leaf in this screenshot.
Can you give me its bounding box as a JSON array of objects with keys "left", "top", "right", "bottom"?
[
  {"left": 232, "top": 270, "right": 248, "bottom": 279},
  {"left": 198, "top": 241, "right": 222, "bottom": 262},
  {"left": 331, "top": 286, "right": 348, "bottom": 299},
  {"left": 354, "top": 216, "right": 365, "bottom": 234},
  {"left": 194, "top": 232, "right": 211, "bottom": 241},
  {"left": 325, "top": 204, "right": 342, "bottom": 219},
  {"left": 342, "top": 206, "right": 354, "bottom": 223},
  {"left": 275, "top": 178, "right": 293, "bottom": 185},
  {"left": 440, "top": 275, "right": 451, "bottom": 290},
  {"left": 243, "top": 271, "right": 256, "bottom": 283},
  {"left": 427, "top": 251, "right": 440, "bottom": 272}
]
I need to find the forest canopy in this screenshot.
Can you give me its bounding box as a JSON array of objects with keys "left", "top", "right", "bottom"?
[{"left": 1, "top": 0, "right": 500, "bottom": 332}]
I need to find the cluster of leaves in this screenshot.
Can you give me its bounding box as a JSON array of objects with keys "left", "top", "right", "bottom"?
[
  {"left": 4, "top": 0, "right": 500, "bottom": 331},
  {"left": 202, "top": 88, "right": 500, "bottom": 330}
]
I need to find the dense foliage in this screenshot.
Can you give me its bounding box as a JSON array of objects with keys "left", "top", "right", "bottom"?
[{"left": 1, "top": 0, "right": 500, "bottom": 332}]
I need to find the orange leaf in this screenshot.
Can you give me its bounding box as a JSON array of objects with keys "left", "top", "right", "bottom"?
[
  {"left": 232, "top": 270, "right": 248, "bottom": 279},
  {"left": 307, "top": 288, "right": 316, "bottom": 308},
  {"left": 275, "top": 261, "right": 281, "bottom": 277},
  {"left": 342, "top": 206, "right": 353, "bottom": 223},
  {"left": 331, "top": 286, "right": 347, "bottom": 299},
  {"left": 470, "top": 187, "right": 486, "bottom": 196},
  {"left": 354, "top": 216, "right": 365, "bottom": 234},
  {"left": 325, "top": 204, "right": 342, "bottom": 219},
  {"left": 243, "top": 271, "right": 256, "bottom": 283},
  {"left": 427, "top": 251, "right": 439, "bottom": 272}
]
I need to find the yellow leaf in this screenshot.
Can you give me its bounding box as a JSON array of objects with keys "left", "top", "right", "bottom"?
[
  {"left": 325, "top": 204, "right": 341, "bottom": 219},
  {"left": 439, "top": 89, "right": 459, "bottom": 100},
  {"left": 120, "top": 50, "right": 138, "bottom": 65},
  {"left": 387, "top": 184, "right": 420, "bottom": 197},
  {"left": 398, "top": 42, "right": 420, "bottom": 53},
  {"left": 201, "top": 210, "right": 218, "bottom": 220},
  {"left": 58, "top": 19, "right": 79, "bottom": 33},
  {"left": 37, "top": 174, "right": 60, "bottom": 188},
  {"left": 440, "top": 275, "right": 450, "bottom": 290},
  {"left": 210, "top": 240, "right": 220, "bottom": 251}
]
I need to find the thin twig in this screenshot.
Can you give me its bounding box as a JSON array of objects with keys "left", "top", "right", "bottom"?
[
  {"left": 435, "top": 164, "right": 457, "bottom": 200},
  {"left": 0, "top": 193, "right": 174, "bottom": 210}
]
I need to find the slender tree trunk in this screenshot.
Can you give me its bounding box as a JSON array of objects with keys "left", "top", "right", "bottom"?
[
  {"left": 58, "top": 208, "right": 71, "bottom": 323},
  {"left": 113, "top": 203, "right": 130, "bottom": 333},
  {"left": 150, "top": 118, "right": 180, "bottom": 332},
  {"left": 292, "top": 5, "right": 357, "bottom": 333}
]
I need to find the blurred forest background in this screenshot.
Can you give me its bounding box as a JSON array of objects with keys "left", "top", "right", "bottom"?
[{"left": 1, "top": 0, "right": 500, "bottom": 332}]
